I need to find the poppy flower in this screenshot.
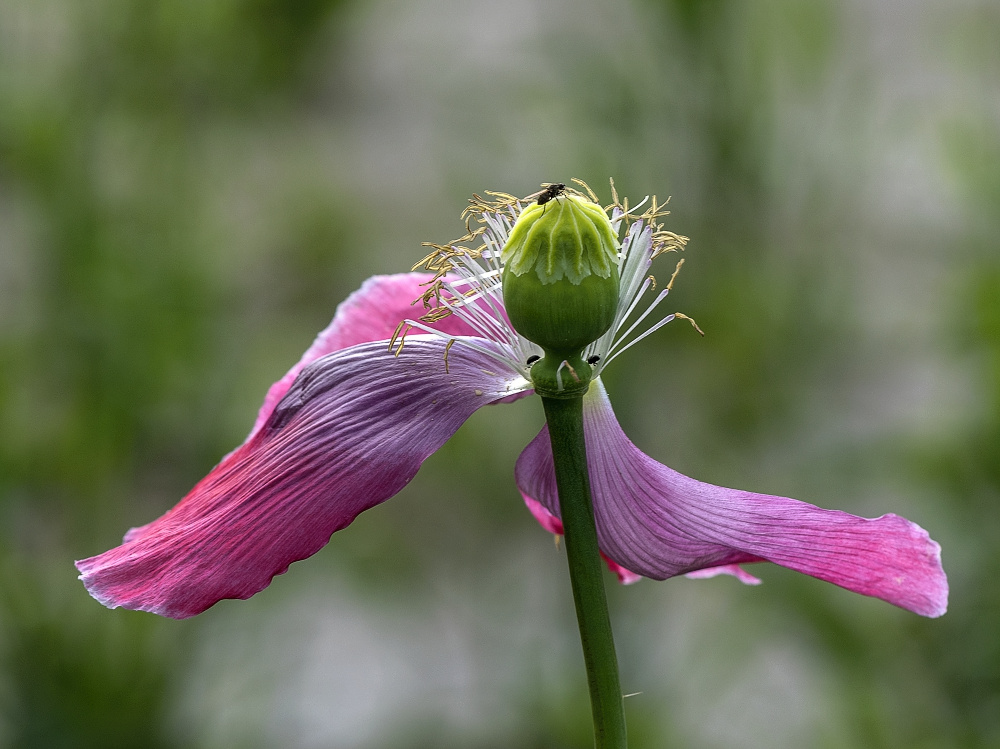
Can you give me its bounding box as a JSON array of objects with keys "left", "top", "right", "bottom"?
[{"left": 76, "top": 187, "right": 947, "bottom": 619}]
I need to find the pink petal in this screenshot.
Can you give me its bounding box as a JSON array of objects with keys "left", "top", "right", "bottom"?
[
  {"left": 77, "top": 337, "right": 527, "bottom": 619},
  {"left": 515, "top": 380, "right": 948, "bottom": 617},
  {"left": 685, "top": 565, "right": 762, "bottom": 585},
  {"left": 250, "top": 273, "right": 478, "bottom": 439}
]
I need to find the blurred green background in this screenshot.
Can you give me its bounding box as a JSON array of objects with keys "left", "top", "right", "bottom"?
[{"left": 1, "top": 0, "right": 998, "bottom": 747}]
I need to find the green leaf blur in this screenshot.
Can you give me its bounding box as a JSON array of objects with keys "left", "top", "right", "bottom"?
[{"left": 1, "top": 0, "right": 997, "bottom": 747}]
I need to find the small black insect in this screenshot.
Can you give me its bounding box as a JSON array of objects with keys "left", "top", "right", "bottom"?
[
  {"left": 587, "top": 355, "right": 601, "bottom": 365},
  {"left": 526, "top": 355, "right": 541, "bottom": 365},
  {"left": 536, "top": 183, "right": 566, "bottom": 206}
]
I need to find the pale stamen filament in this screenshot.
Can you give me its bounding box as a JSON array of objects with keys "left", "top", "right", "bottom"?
[
  {"left": 554, "top": 359, "right": 581, "bottom": 392},
  {"left": 399, "top": 320, "right": 524, "bottom": 372},
  {"left": 439, "top": 279, "right": 512, "bottom": 346},
  {"left": 612, "top": 277, "right": 656, "bottom": 340},
  {"left": 603, "top": 314, "right": 677, "bottom": 367},
  {"left": 607, "top": 288, "right": 671, "bottom": 358}
]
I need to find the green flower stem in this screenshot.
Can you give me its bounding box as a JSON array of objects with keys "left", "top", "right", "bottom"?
[{"left": 541, "top": 394, "right": 627, "bottom": 749}]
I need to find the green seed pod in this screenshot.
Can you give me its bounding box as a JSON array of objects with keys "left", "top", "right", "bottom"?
[{"left": 501, "top": 193, "right": 620, "bottom": 358}]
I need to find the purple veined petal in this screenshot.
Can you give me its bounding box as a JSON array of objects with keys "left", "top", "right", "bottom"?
[
  {"left": 76, "top": 336, "right": 528, "bottom": 619},
  {"left": 515, "top": 379, "right": 948, "bottom": 617},
  {"left": 250, "top": 273, "right": 479, "bottom": 439}
]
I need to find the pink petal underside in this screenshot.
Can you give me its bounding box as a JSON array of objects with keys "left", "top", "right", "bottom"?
[
  {"left": 76, "top": 337, "right": 527, "bottom": 619},
  {"left": 685, "top": 565, "right": 762, "bottom": 585},
  {"left": 515, "top": 379, "right": 948, "bottom": 617},
  {"left": 250, "top": 273, "right": 479, "bottom": 440}
]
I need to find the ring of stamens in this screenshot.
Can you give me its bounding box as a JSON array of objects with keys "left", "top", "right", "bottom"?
[{"left": 393, "top": 179, "right": 701, "bottom": 381}]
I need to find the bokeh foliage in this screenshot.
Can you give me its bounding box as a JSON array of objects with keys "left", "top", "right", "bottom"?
[{"left": 1, "top": 0, "right": 997, "bottom": 747}]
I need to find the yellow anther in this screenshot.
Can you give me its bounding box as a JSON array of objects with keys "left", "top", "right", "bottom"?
[
  {"left": 673, "top": 312, "right": 705, "bottom": 337},
  {"left": 443, "top": 339, "right": 456, "bottom": 373},
  {"left": 666, "top": 258, "right": 685, "bottom": 292},
  {"left": 389, "top": 320, "right": 411, "bottom": 355},
  {"left": 571, "top": 178, "right": 600, "bottom": 203}
]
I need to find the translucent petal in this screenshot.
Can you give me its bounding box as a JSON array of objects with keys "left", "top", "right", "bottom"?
[{"left": 515, "top": 380, "right": 948, "bottom": 617}]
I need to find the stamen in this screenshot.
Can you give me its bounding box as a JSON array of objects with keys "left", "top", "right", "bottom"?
[
  {"left": 443, "top": 339, "right": 456, "bottom": 373},
  {"left": 673, "top": 312, "right": 705, "bottom": 336},
  {"left": 665, "top": 258, "right": 684, "bottom": 292},
  {"left": 616, "top": 225, "right": 655, "bottom": 309},
  {"left": 389, "top": 320, "right": 411, "bottom": 355},
  {"left": 401, "top": 320, "right": 519, "bottom": 371},
  {"left": 438, "top": 286, "right": 513, "bottom": 352},
  {"left": 603, "top": 315, "right": 676, "bottom": 367},
  {"left": 554, "top": 359, "right": 581, "bottom": 391},
  {"left": 411, "top": 180, "right": 690, "bottom": 382},
  {"left": 608, "top": 289, "right": 671, "bottom": 357},
  {"left": 572, "top": 178, "right": 600, "bottom": 203},
  {"left": 615, "top": 277, "right": 657, "bottom": 338}
]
